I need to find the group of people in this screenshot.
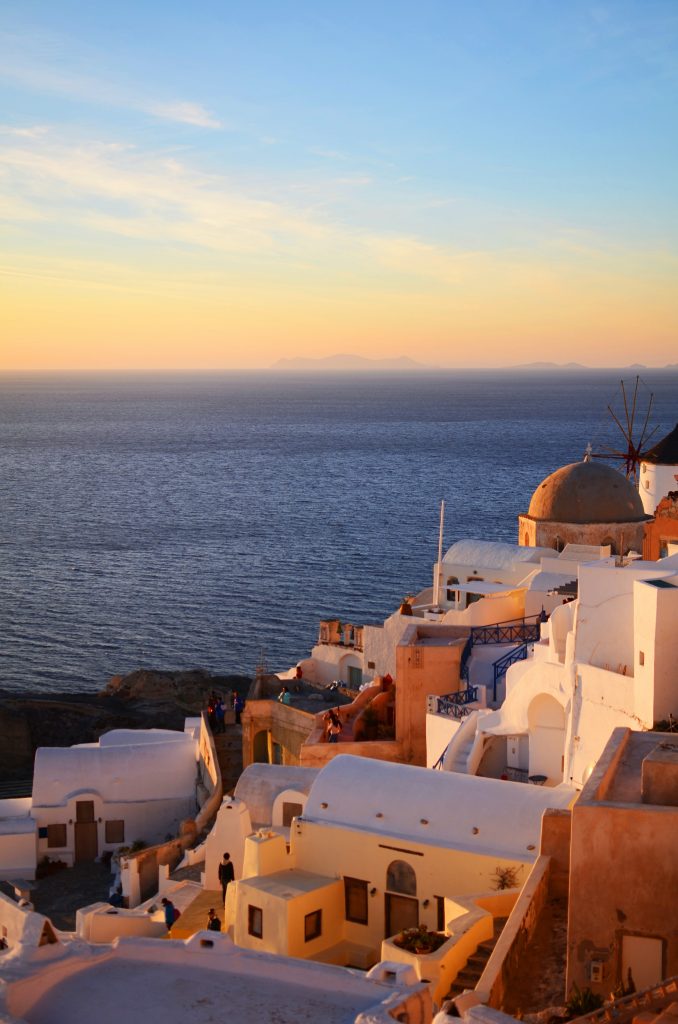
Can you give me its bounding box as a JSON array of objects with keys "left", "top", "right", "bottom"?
[
  {"left": 160, "top": 852, "right": 235, "bottom": 936},
  {"left": 207, "top": 691, "right": 245, "bottom": 731}
]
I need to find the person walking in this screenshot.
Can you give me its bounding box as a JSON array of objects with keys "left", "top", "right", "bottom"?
[
  {"left": 161, "top": 897, "right": 178, "bottom": 933},
  {"left": 218, "top": 852, "right": 235, "bottom": 903}
]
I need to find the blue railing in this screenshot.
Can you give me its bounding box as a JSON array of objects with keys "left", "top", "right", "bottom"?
[
  {"left": 470, "top": 616, "right": 540, "bottom": 646},
  {"left": 491, "top": 642, "right": 530, "bottom": 702},
  {"left": 435, "top": 686, "right": 478, "bottom": 719}
]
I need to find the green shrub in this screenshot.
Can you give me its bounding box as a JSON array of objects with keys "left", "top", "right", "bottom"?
[{"left": 566, "top": 982, "right": 604, "bottom": 1017}]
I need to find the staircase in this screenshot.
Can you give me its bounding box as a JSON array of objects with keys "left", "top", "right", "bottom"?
[
  {"left": 448, "top": 735, "right": 476, "bottom": 773},
  {"left": 445, "top": 916, "right": 508, "bottom": 1000},
  {"left": 212, "top": 722, "right": 243, "bottom": 795}
]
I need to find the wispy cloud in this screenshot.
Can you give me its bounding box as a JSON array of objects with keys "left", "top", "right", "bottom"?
[
  {"left": 0, "top": 44, "right": 223, "bottom": 129},
  {"left": 0, "top": 124, "right": 50, "bottom": 139}
]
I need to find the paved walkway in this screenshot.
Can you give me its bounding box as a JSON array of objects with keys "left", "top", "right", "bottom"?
[
  {"left": 170, "top": 889, "right": 223, "bottom": 939},
  {"left": 30, "top": 862, "right": 113, "bottom": 931}
]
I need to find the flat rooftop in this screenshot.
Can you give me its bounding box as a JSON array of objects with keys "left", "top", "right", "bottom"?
[{"left": 592, "top": 731, "right": 678, "bottom": 804}]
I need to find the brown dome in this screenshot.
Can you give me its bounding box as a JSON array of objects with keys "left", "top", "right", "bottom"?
[{"left": 528, "top": 460, "right": 647, "bottom": 524}]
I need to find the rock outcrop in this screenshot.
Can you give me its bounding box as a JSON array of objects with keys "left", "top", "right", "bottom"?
[{"left": 0, "top": 668, "right": 252, "bottom": 782}]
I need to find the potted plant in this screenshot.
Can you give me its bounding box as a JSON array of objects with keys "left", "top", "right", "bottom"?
[{"left": 393, "top": 925, "right": 447, "bottom": 955}]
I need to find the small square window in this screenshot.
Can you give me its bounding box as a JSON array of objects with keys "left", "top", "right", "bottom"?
[
  {"left": 105, "top": 820, "right": 125, "bottom": 844},
  {"left": 47, "top": 824, "right": 67, "bottom": 848},
  {"left": 304, "top": 909, "right": 322, "bottom": 942},
  {"left": 248, "top": 905, "right": 263, "bottom": 938}
]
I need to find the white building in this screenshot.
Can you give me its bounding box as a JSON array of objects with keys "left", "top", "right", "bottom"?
[
  {"left": 639, "top": 423, "right": 678, "bottom": 515},
  {"left": 0, "top": 727, "right": 200, "bottom": 880},
  {"left": 432, "top": 552, "right": 678, "bottom": 789}
]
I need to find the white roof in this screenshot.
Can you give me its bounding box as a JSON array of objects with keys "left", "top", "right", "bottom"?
[
  {"left": 234, "top": 764, "right": 319, "bottom": 827},
  {"left": 304, "top": 755, "right": 574, "bottom": 860},
  {"left": 443, "top": 540, "right": 552, "bottom": 569},
  {"left": 2, "top": 931, "right": 419, "bottom": 1024},
  {"left": 32, "top": 732, "right": 197, "bottom": 807}
]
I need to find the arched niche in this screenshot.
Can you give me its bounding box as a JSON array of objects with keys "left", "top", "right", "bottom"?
[
  {"left": 271, "top": 788, "right": 307, "bottom": 827},
  {"left": 527, "top": 694, "right": 566, "bottom": 783},
  {"left": 386, "top": 859, "right": 417, "bottom": 896}
]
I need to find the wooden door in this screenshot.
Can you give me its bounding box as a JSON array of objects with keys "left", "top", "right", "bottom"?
[
  {"left": 74, "top": 801, "right": 98, "bottom": 862},
  {"left": 385, "top": 893, "right": 419, "bottom": 938}
]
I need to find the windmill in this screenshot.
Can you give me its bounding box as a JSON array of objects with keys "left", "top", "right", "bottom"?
[{"left": 590, "top": 376, "right": 659, "bottom": 482}]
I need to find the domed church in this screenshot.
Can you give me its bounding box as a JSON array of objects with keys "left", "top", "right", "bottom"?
[{"left": 518, "top": 453, "right": 649, "bottom": 555}]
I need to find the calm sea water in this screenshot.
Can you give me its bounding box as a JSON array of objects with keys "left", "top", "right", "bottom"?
[{"left": 1, "top": 370, "right": 676, "bottom": 694}]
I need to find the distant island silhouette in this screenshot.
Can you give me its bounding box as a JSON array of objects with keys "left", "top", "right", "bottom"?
[{"left": 270, "top": 355, "right": 678, "bottom": 373}]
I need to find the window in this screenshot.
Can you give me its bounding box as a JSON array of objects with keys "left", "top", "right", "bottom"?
[
  {"left": 639, "top": 651, "right": 645, "bottom": 666},
  {"left": 248, "top": 905, "right": 263, "bottom": 938},
  {"left": 344, "top": 877, "right": 368, "bottom": 924},
  {"left": 446, "top": 576, "right": 459, "bottom": 601},
  {"left": 304, "top": 910, "right": 322, "bottom": 942},
  {"left": 105, "top": 820, "right": 125, "bottom": 844},
  {"left": 47, "top": 824, "right": 67, "bottom": 848},
  {"left": 435, "top": 895, "right": 445, "bottom": 932}
]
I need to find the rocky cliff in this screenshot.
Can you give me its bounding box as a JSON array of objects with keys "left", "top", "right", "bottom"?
[{"left": 0, "top": 668, "right": 251, "bottom": 783}]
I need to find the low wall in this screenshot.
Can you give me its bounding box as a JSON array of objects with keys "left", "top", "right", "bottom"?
[
  {"left": 300, "top": 739, "right": 403, "bottom": 769},
  {"left": 381, "top": 891, "right": 518, "bottom": 1008},
  {"left": 0, "top": 891, "right": 58, "bottom": 953},
  {"left": 474, "top": 855, "right": 552, "bottom": 1010},
  {"left": 121, "top": 714, "right": 222, "bottom": 908},
  {"left": 76, "top": 901, "right": 167, "bottom": 943}
]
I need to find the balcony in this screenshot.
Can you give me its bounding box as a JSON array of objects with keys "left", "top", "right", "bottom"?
[{"left": 317, "top": 620, "right": 363, "bottom": 651}]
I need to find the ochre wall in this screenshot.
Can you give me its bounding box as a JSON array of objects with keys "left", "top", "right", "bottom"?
[
  {"left": 642, "top": 493, "right": 678, "bottom": 560},
  {"left": 395, "top": 638, "right": 464, "bottom": 765},
  {"left": 241, "top": 702, "right": 315, "bottom": 769},
  {"left": 518, "top": 515, "right": 645, "bottom": 555},
  {"left": 567, "top": 800, "right": 678, "bottom": 995}
]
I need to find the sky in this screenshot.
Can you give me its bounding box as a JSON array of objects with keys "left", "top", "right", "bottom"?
[{"left": 1, "top": 0, "right": 677, "bottom": 370}]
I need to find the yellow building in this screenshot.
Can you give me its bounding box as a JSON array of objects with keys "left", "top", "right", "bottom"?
[{"left": 227, "top": 755, "right": 574, "bottom": 979}]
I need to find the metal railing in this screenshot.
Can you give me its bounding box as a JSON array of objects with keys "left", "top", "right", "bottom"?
[
  {"left": 435, "top": 686, "right": 479, "bottom": 719},
  {"left": 470, "top": 616, "right": 540, "bottom": 646},
  {"left": 491, "top": 642, "right": 531, "bottom": 702}
]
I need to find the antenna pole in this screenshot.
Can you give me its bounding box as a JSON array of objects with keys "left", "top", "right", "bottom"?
[{"left": 433, "top": 500, "right": 445, "bottom": 608}]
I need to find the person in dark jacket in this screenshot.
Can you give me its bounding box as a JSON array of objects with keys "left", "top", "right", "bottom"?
[
  {"left": 207, "top": 908, "right": 222, "bottom": 932},
  {"left": 218, "top": 852, "right": 235, "bottom": 903},
  {"left": 161, "top": 897, "right": 177, "bottom": 931}
]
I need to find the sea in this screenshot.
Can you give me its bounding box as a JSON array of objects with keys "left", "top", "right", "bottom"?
[{"left": 1, "top": 369, "right": 676, "bottom": 695}]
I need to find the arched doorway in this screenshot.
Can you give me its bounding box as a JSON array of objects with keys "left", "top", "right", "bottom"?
[
  {"left": 252, "top": 730, "right": 269, "bottom": 764},
  {"left": 384, "top": 859, "right": 418, "bottom": 938},
  {"left": 527, "top": 694, "right": 566, "bottom": 782},
  {"left": 339, "top": 652, "right": 362, "bottom": 688}
]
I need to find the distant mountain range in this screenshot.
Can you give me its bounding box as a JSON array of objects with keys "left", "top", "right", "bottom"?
[{"left": 270, "top": 355, "right": 678, "bottom": 373}]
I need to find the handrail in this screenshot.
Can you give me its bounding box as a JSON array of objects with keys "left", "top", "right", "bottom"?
[
  {"left": 491, "top": 643, "right": 529, "bottom": 702},
  {"left": 470, "top": 621, "right": 540, "bottom": 646},
  {"left": 436, "top": 687, "right": 478, "bottom": 713}
]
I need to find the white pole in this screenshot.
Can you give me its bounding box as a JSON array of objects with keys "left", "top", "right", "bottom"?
[{"left": 433, "top": 499, "right": 445, "bottom": 607}]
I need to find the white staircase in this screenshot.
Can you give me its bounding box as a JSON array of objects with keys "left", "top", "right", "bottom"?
[{"left": 441, "top": 710, "right": 488, "bottom": 774}]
